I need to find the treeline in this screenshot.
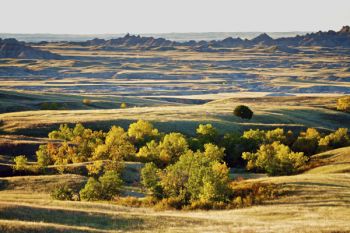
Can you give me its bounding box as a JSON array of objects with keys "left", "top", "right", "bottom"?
[
  {"left": 13, "top": 121, "right": 350, "bottom": 209},
  {"left": 30, "top": 121, "right": 350, "bottom": 171}
]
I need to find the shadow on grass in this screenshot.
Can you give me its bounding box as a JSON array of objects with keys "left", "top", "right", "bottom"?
[{"left": 0, "top": 204, "right": 145, "bottom": 231}]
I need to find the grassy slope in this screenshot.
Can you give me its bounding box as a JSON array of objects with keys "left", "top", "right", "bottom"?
[
  {"left": 1, "top": 96, "right": 349, "bottom": 137},
  {"left": 0, "top": 147, "right": 350, "bottom": 232},
  {"left": 305, "top": 146, "right": 350, "bottom": 174},
  {"left": 0, "top": 89, "right": 176, "bottom": 114}
]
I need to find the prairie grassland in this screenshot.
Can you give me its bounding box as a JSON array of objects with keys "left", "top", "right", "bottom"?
[
  {"left": 306, "top": 146, "right": 350, "bottom": 174},
  {"left": 0, "top": 96, "right": 348, "bottom": 137},
  {"left": 0, "top": 172, "right": 349, "bottom": 232}
]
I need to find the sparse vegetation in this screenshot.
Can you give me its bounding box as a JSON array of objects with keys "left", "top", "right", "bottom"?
[{"left": 82, "top": 98, "right": 92, "bottom": 105}]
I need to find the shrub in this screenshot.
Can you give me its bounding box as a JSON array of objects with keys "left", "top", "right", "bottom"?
[
  {"left": 50, "top": 185, "right": 76, "bottom": 201},
  {"left": 99, "top": 170, "right": 123, "bottom": 200},
  {"left": 141, "top": 163, "right": 162, "bottom": 194},
  {"left": 318, "top": 128, "right": 350, "bottom": 151},
  {"left": 128, "top": 120, "right": 159, "bottom": 140},
  {"left": 291, "top": 128, "right": 320, "bottom": 156},
  {"left": 114, "top": 196, "right": 143, "bottom": 207},
  {"left": 160, "top": 149, "right": 231, "bottom": 204},
  {"left": 242, "top": 129, "right": 266, "bottom": 148},
  {"left": 196, "top": 124, "right": 218, "bottom": 146},
  {"left": 202, "top": 143, "right": 225, "bottom": 161},
  {"left": 86, "top": 160, "right": 104, "bottom": 175},
  {"left": 158, "top": 132, "right": 189, "bottom": 165},
  {"left": 80, "top": 171, "right": 123, "bottom": 201},
  {"left": 36, "top": 145, "right": 52, "bottom": 167},
  {"left": 48, "top": 124, "right": 73, "bottom": 140},
  {"left": 242, "top": 142, "right": 308, "bottom": 176},
  {"left": 137, "top": 140, "right": 161, "bottom": 163},
  {"left": 93, "top": 126, "right": 135, "bottom": 161},
  {"left": 337, "top": 96, "right": 350, "bottom": 112},
  {"left": 13, "top": 155, "right": 28, "bottom": 171},
  {"left": 221, "top": 133, "right": 249, "bottom": 167},
  {"left": 233, "top": 105, "right": 253, "bottom": 119},
  {"left": 79, "top": 177, "right": 103, "bottom": 201},
  {"left": 154, "top": 197, "right": 184, "bottom": 210},
  {"left": 82, "top": 98, "right": 92, "bottom": 105},
  {"left": 120, "top": 102, "right": 127, "bottom": 108}
]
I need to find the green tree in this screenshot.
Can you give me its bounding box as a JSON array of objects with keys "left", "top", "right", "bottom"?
[
  {"left": 158, "top": 132, "right": 189, "bottom": 165},
  {"left": 202, "top": 143, "right": 225, "bottom": 161},
  {"left": 137, "top": 140, "right": 160, "bottom": 163},
  {"left": 160, "top": 149, "right": 231, "bottom": 203},
  {"left": 13, "top": 155, "right": 28, "bottom": 171},
  {"left": 337, "top": 96, "right": 350, "bottom": 112},
  {"left": 48, "top": 124, "right": 73, "bottom": 141},
  {"left": 242, "top": 142, "right": 307, "bottom": 176},
  {"left": 318, "top": 128, "right": 350, "bottom": 151},
  {"left": 94, "top": 126, "right": 135, "bottom": 161},
  {"left": 292, "top": 128, "right": 320, "bottom": 156},
  {"left": 99, "top": 170, "right": 123, "bottom": 199},
  {"left": 79, "top": 177, "right": 103, "bottom": 201},
  {"left": 36, "top": 145, "right": 52, "bottom": 167},
  {"left": 141, "top": 162, "right": 163, "bottom": 197},
  {"left": 196, "top": 124, "right": 218, "bottom": 146},
  {"left": 221, "top": 133, "right": 246, "bottom": 166},
  {"left": 233, "top": 105, "right": 253, "bottom": 119},
  {"left": 128, "top": 120, "right": 159, "bottom": 148}
]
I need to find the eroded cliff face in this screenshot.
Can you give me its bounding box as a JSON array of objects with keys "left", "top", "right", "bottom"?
[{"left": 0, "top": 38, "right": 61, "bottom": 59}]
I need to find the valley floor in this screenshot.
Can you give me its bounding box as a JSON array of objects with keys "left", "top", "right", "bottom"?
[{"left": 0, "top": 172, "right": 349, "bottom": 233}]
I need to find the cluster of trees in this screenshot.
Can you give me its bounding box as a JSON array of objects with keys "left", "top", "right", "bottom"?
[
  {"left": 17, "top": 121, "right": 350, "bottom": 177},
  {"left": 141, "top": 144, "right": 232, "bottom": 208},
  {"left": 13, "top": 120, "right": 350, "bottom": 208}
]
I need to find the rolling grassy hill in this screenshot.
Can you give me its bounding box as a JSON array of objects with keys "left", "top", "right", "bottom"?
[
  {"left": 0, "top": 96, "right": 348, "bottom": 138},
  {"left": 0, "top": 89, "right": 176, "bottom": 114},
  {"left": 0, "top": 147, "right": 349, "bottom": 232}
]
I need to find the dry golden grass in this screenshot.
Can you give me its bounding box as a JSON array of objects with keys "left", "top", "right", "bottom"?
[
  {"left": 1, "top": 146, "right": 350, "bottom": 233},
  {"left": 0, "top": 96, "right": 348, "bottom": 137},
  {"left": 0, "top": 172, "right": 349, "bottom": 233},
  {"left": 306, "top": 146, "right": 350, "bottom": 174}
]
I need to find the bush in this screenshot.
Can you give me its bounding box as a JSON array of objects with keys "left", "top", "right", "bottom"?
[
  {"left": 158, "top": 132, "right": 189, "bottom": 165},
  {"left": 221, "top": 133, "right": 250, "bottom": 167},
  {"left": 36, "top": 145, "right": 52, "bottom": 167},
  {"left": 196, "top": 124, "right": 218, "bottom": 146},
  {"left": 83, "top": 99, "right": 92, "bottom": 105},
  {"left": 154, "top": 197, "right": 184, "bottom": 210},
  {"left": 160, "top": 149, "right": 231, "bottom": 204},
  {"left": 79, "top": 177, "right": 103, "bottom": 201},
  {"left": 141, "top": 163, "right": 162, "bottom": 195},
  {"left": 202, "top": 143, "right": 225, "bottom": 161},
  {"left": 128, "top": 120, "right": 159, "bottom": 141},
  {"left": 50, "top": 185, "right": 77, "bottom": 201},
  {"left": 99, "top": 170, "right": 123, "bottom": 200},
  {"left": 137, "top": 140, "right": 161, "bottom": 163},
  {"left": 242, "top": 142, "right": 308, "bottom": 176},
  {"left": 13, "top": 155, "right": 28, "bottom": 171},
  {"left": 80, "top": 171, "right": 123, "bottom": 201},
  {"left": 233, "top": 105, "right": 253, "bottom": 120},
  {"left": 337, "top": 96, "right": 350, "bottom": 112},
  {"left": 114, "top": 196, "right": 143, "bottom": 207},
  {"left": 120, "top": 102, "right": 127, "bottom": 108},
  {"left": 318, "top": 128, "right": 350, "bottom": 151},
  {"left": 93, "top": 126, "right": 135, "bottom": 161}
]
